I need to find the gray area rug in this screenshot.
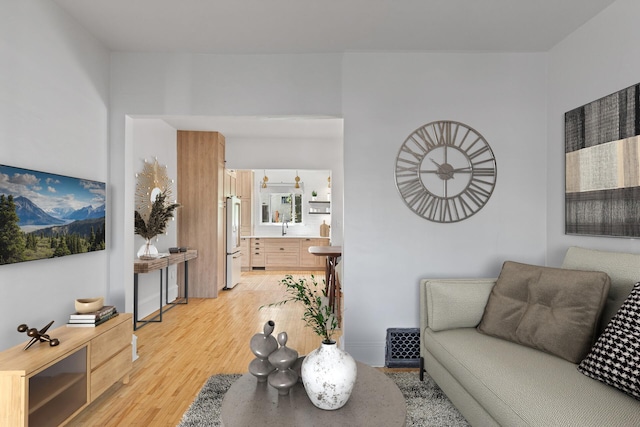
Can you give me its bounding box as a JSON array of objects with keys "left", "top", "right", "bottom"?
[{"left": 178, "top": 372, "right": 469, "bottom": 426}]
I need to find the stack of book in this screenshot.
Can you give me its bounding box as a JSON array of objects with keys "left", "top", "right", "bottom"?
[{"left": 68, "top": 305, "right": 119, "bottom": 327}]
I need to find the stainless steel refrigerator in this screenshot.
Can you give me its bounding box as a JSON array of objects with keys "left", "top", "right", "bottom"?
[{"left": 224, "top": 196, "right": 242, "bottom": 289}]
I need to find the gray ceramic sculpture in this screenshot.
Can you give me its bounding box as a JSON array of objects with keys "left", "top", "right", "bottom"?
[
  {"left": 267, "top": 331, "right": 299, "bottom": 395},
  {"left": 248, "top": 320, "right": 278, "bottom": 382}
]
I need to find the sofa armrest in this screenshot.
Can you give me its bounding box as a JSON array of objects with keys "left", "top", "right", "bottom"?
[{"left": 420, "top": 279, "right": 496, "bottom": 332}]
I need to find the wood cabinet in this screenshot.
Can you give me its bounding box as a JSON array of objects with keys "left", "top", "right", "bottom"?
[
  {"left": 240, "top": 199, "right": 252, "bottom": 237},
  {"left": 177, "top": 131, "right": 227, "bottom": 297},
  {"left": 240, "top": 237, "right": 250, "bottom": 270},
  {"left": 236, "top": 170, "right": 254, "bottom": 236},
  {"left": 248, "top": 237, "right": 329, "bottom": 270},
  {"left": 264, "top": 238, "right": 301, "bottom": 269},
  {"left": 300, "top": 238, "right": 330, "bottom": 268},
  {"left": 251, "top": 238, "right": 265, "bottom": 268},
  {"left": 0, "top": 314, "right": 132, "bottom": 427},
  {"left": 224, "top": 169, "right": 237, "bottom": 197},
  {"left": 236, "top": 170, "right": 254, "bottom": 199}
]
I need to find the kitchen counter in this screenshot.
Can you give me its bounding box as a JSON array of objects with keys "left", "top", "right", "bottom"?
[{"left": 243, "top": 235, "right": 326, "bottom": 239}]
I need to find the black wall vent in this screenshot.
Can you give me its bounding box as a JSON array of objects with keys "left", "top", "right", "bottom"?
[{"left": 385, "top": 328, "right": 420, "bottom": 368}]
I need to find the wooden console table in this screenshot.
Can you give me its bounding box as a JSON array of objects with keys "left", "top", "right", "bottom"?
[{"left": 133, "top": 250, "right": 197, "bottom": 330}]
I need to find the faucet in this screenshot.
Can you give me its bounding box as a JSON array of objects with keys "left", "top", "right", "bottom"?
[{"left": 282, "top": 220, "right": 289, "bottom": 236}]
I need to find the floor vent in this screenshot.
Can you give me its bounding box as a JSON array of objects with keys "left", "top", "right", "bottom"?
[{"left": 385, "top": 328, "right": 420, "bottom": 368}]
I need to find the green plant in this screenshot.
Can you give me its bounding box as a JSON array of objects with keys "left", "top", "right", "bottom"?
[
  {"left": 311, "top": 191, "right": 318, "bottom": 197},
  {"left": 134, "top": 190, "right": 180, "bottom": 240},
  {"left": 262, "top": 274, "right": 338, "bottom": 343}
]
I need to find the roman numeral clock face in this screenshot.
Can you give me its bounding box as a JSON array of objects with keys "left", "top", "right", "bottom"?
[{"left": 395, "top": 121, "right": 497, "bottom": 223}]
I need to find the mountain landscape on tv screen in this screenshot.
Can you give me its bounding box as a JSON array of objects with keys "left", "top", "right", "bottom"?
[{"left": 13, "top": 196, "right": 105, "bottom": 227}]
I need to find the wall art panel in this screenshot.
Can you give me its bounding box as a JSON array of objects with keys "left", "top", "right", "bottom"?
[{"left": 565, "top": 83, "right": 640, "bottom": 238}]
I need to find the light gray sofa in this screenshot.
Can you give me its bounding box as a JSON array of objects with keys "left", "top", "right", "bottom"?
[{"left": 419, "top": 247, "right": 640, "bottom": 426}]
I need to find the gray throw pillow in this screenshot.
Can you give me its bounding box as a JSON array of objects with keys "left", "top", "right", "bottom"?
[{"left": 477, "top": 261, "right": 611, "bottom": 363}]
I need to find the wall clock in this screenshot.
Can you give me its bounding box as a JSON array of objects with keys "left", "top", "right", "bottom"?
[{"left": 394, "top": 120, "right": 497, "bottom": 223}]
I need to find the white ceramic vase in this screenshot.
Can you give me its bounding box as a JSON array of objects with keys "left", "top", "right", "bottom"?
[{"left": 301, "top": 341, "right": 357, "bottom": 410}]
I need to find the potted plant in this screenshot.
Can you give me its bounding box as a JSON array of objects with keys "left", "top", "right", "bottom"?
[
  {"left": 311, "top": 190, "right": 317, "bottom": 201},
  {"left": 263, "top": 274, "right": 356, "bottom": 410},
  {"left": 134, "top": 190, "right": 180, "bottom": 258},
  {"left": 263, "top": 274, "right": 337, "bottom": 342}
]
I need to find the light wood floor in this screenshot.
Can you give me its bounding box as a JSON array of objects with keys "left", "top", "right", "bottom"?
[{"left": 67, "top": 270, "right": 345, "bottom": 426}]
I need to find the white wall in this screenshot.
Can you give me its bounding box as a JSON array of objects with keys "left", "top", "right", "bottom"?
[
  {"left": 131, "top": 119, "right": 179, "bottom": 320},
  {"left": 342, "top": 52, "right": 548, "bottom": 364},
  {"left": 546, "top": 0, "right": 640, "bottom": 265},
  {"left": 110, "top": 54, "right": 344, "bottom": 315},
  {"left": 0, "top": 0, "right": 110, "bottom": 349},
  {"left": 110, "top": 50, "right": 549, "bottom": 366},
  {"left": 226, "top": 136, "right": 343, "bottom": 244}
]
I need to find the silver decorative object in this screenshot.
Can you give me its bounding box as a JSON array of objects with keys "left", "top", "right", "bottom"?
[
  {"left": 248, "top": 320, "right": 278, "bottom": 382},
  {"left": 267, "top": 332, "right": 299, "bottom": 395}
]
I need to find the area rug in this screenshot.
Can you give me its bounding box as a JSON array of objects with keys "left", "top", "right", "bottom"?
[{"left": 178, "top": 372, "right": 469, "bottom": 426}]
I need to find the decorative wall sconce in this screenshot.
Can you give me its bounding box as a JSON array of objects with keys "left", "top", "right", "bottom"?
[
  {"left": 294, "top": 171, "right": 301, "bottom": 188},
  {"left": 328, "top": 176, "right": 331, "bottom": 188},
  {"left": 262, "top": 170, "right": 269, "bottom": 188}
]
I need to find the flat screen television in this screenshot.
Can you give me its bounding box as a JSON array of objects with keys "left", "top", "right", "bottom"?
[{"left": 0, "top": 164, "right": 106, "bottom": 265}]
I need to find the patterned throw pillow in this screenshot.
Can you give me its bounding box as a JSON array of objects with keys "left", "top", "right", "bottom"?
[{"left": 578, "top": 282, "right": 640, "bottom": 400}]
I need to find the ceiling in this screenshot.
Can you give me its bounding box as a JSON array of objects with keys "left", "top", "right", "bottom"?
[
  {"left": 53, "top": 0, "right": 615, "bottom": 54},
  {"left": 52, "top": 0, "right": 615, "bottom": 139}
]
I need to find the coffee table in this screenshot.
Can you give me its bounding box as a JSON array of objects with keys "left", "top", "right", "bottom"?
[{"left": 221, "top": 361, "right": 406, "bottom": 426}]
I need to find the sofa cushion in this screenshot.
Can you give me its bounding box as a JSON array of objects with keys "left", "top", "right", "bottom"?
[
  {"left": 423, "top": 327, "right": 640, "bottom": 426},
  {"left": 425, "top": 280, "right": 495, "bottom": 331},
  {"left": 578, "top": 282, "right": 640, "bottom": 400},
  {"left": 477, "top": 261, "right": 611, "bottom": 363},
  {"left": 562, "top": 246, "right": 640, "bottom": 335}
]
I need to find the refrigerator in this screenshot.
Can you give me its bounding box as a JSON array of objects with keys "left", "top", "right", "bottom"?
[{"left": 225, "top": 196, "right": 242, "bottom": 289}]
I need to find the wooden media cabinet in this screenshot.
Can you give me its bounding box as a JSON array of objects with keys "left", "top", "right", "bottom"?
[{"left": 0, "top": 313, "right": 133, "bottom": 426}]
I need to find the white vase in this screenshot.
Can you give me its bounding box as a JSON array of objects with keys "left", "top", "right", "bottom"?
[
  {"left": 301, "top": 341, "right": 357, "bottom": 410},
  {"left": 137, "top": 238, "right": 158, "bottom": 258}
]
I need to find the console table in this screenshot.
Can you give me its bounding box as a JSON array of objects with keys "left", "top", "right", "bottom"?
[
  {"left": 133, "top": 250, "right": 197, "bottom": 330},
  {"left": 221, "top": 362, "right": 406, "bottom": 426}
]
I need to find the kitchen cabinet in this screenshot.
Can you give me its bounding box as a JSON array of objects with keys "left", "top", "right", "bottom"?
[
  {"left": 236, "top": 170, "right": 253, "bottom": 199},
  {"left": 224, "top": 169, "right": 237, "bottom": 197},
  {"left": 264, "top": 238, "right": 301, "bottom": 268},
  {"left": 300, "top": 238, "right": 330, "bottom": 268},
  {"left": 177, "top": 131, "right": 227, "bottom": 297},
  {"left": 251, "top": 238, "right": 265, "bottom": 268},
  {"left": 240, "top": 237, "right": 250, "bottom": 270},
  {"left": 236, "top": 170, "right": 254, "bottom": 236},
  {"left": 248, "top": 237, "right": 329, "bottom": 270},
  {"left": 0, "top": 314, "right": 132, "bottom": 427}
]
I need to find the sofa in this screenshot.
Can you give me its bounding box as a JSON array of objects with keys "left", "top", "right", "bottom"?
[{"left": 419, "top": 246, "right": 640, "bottom": 426}]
